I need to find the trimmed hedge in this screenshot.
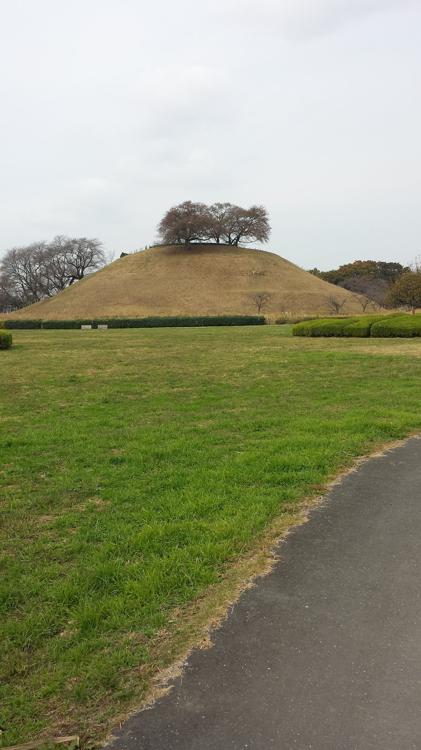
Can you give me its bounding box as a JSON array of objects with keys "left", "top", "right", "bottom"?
[
  {"left": 95, "top": 316, "right": 266, "bottom": 328},
  {"left": 1, "top": 315, "right": 265, "bottom": 330},
  {"left": 42, "top": 320, "right": 94, "bottom": 329},
  {"left": 341, "top": 315, "right": 385, "bottom": 337},
  {"left": 293, "top": 318, "right": 359, "bottom": 337},
  {"left": 3, "top": 319, "right": 42, "bottom": 329},
  {"left": 0, "top": 331, "right": 12, "bottom": 349},
  {"left": 293, "top": 314, "right": 421, "bottom": 338},
  {"left": 370, "top": 315, "right": 421, "bottom": 337}
]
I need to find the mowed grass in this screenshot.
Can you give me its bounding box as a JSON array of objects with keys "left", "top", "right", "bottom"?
[{"left": 1, "top": 327, "right": 421, "bottom": 745}]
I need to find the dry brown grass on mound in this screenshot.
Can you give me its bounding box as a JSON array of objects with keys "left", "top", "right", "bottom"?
[{"left": 10, "top": 244, "right": 364, "bottom": 320}]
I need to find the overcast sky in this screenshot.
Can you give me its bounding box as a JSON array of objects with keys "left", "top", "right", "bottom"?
[{"left": 0, "top": 0, "right": 420, "bottom": 269}]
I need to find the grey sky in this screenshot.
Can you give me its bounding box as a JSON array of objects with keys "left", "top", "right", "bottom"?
[{"left": 0, "top": 0, "right": 420, "bottom": 269}]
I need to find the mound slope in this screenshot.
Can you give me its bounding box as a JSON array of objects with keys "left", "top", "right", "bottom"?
[{"left": 10, "top": 244, "right": 362, "bottom": 320}]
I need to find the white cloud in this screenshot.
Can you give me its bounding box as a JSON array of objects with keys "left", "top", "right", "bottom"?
[{"left": 220, "top": 0, "right": 419, "bottom": 38}]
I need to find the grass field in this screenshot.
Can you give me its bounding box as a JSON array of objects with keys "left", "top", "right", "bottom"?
[{"left": 2, "top": 327, "right": 421, "bottom": 746}]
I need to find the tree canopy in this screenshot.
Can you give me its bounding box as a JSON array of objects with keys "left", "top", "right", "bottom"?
[
  {"left": 158, "top": 201, "right": 270, "bottom": 246},
  {"left": 387, "top": 272, "right": 421, "bottom": 313},
  {"left": 310, "top": 260, "right": 409, "bottom": 306},
  {"left": 0, "top": 236, "right": 105, "bottom": 311},
  {"left": 318, "top": 260, "right": 408, "bottom": 285}
]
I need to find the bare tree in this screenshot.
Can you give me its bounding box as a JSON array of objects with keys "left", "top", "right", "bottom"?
[
  {"left": 252, "top": 292, "right": 271, "bottom": 313},
  {"left": 42, "top": 236, "right": 73, "bottom": 294},
  {"left": 158, "top": 201, "right": 209, "bottom": 245},
  {"left": 326, "top": 295, "right": 347, "bottom": 315},
  {"left": 357, "top": 295, "right": 373, "bottom": 313},
  {"left": 0, "top": 243, "right": 48, "bottom": 305},
  {"left": 62, "top": 237, "right": 105, "bottom": 284},
  {"left": 157, "top": 202, "right": 271, "bottom": 246},
  {"left": 0, "top": 236, "right": 105, "bottom": 309},
  {"left": 410, "top": 254, "right": 421, "bottom": 274},
  {"left": 228, "top": 205, "right": 270, "bottom": 246},
  {"left": 205, "top": 202, "right": 233, "bottom": 243},
  {"left": 0, "top": 274, "right": 20, "bottom": 312}
]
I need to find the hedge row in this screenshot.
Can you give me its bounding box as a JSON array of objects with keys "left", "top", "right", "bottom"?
[
  {"left": 370, "top": 315, "right": 421, "bottom": 337},
  {"left": 293, "top": 317, "right": 360, "bottom": 337},
  {"left": 293, "top": 314, "right": 421, "bottom": 338},
  {"left": 1, "top": 315, "right": 265, "bottom": 330},
  {"left": 0, "top": 331, "right": 12, "bottom": 349},
  {"left": 2, "top": 319, "right": 43, "bottom": 329}
]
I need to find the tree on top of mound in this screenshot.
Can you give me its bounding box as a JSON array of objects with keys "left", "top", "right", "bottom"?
[
  {"left": 158, "top": 201, "right": 209, "bottom": 245},
  {"left": 158, "top": 201, "right": 270, "bottom": 246}
]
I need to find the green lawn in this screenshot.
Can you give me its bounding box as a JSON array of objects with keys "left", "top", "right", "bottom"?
[{"left": 1, "top": 327, "right": 421, "bottom": 745}]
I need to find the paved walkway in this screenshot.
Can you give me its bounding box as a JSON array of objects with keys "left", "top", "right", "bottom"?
[{"left": 109, "top": 437, "right": 421, "bottom": 750}]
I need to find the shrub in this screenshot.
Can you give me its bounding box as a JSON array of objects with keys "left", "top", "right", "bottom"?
[
  {"left": 341, "top": 315, "right": 385, "bottom": 337},
  {"left": 293, "top": 318, "right": 359, "bottom": 337},
  {"left": 99, "top": 316, "right": 265, "bottom": 328},
  {"left": 40, "top": 316, "right": 266, "bottom": 329},
  {"left": 293, "top": 314, "right": 420, "bottom": 338},
  {"left": 41, "top": 320, "right": 94, "bottom": 329},
  {"left": 1, "top": 316, "right": 265, "bottom": 330},
  {"left": 0, "top": 331, "right": 12, "bottom": 349},
  {"left": 4, "top": 319, "right": 42, "bottom": 329},
  {"left": 370, "top": 315, "right": 421, "bottom": 337},
  {"left": 292, "top": 318, "right": 333, "bottom": 336}
]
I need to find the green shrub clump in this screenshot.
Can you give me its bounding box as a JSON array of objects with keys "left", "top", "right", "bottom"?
[
  {"left": 341, "top": 315, "right": 385, "bottom": 337},
  {"left": 293, "top": 317, "right": 359, "bottom": 337},
  {"left": 0, "top": 331, "right": 12, "bottom": 349},
  {"left": 293, "top": 314, "right": 421, "bottom": 338},
  {"left": 370, "top": 315, "right": 421, "bottom": 337}
]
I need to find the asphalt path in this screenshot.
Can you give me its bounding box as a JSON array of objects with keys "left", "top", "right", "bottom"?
[{"left": 109, "top": 436, "right": 421, "bottom": 750}]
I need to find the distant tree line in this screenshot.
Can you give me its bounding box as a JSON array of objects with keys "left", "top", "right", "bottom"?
[
  {"left": 158, "top": 201, "right": 270, "bottom": 246},
  {"left": 309, "top": 260, "right": 410, "bottom": 306},
  {"left": 310, "top": 258, "right": 421, "bottom": 312},
  {"left": 0, "top": 236, "right": 105, "bottom": 311}
]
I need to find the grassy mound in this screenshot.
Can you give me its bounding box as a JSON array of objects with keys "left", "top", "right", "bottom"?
[{"left": 5, "top": 244, "right": 362, "bottom": 321}]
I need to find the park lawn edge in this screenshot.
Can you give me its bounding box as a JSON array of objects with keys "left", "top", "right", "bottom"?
[{"left": 72, "top": 433, "right": 418, "bottom": 748}]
